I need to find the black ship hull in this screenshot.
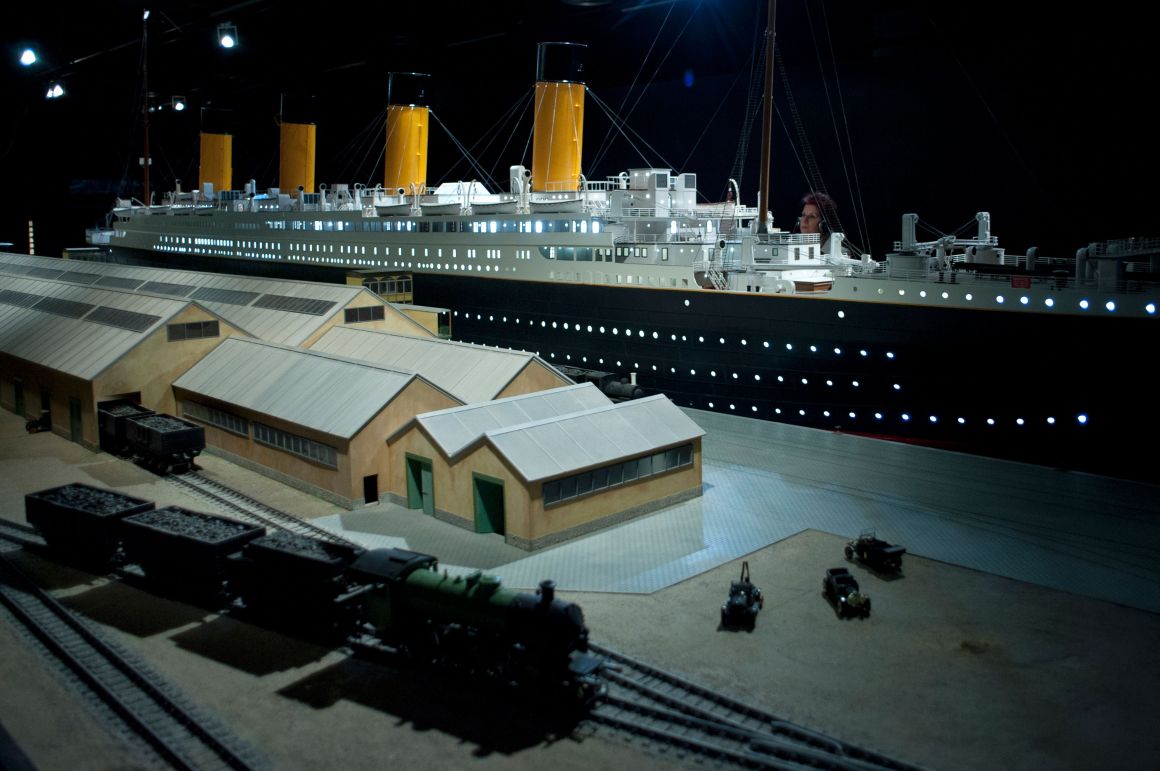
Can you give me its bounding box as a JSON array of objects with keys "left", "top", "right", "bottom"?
[{"left": 415, "top": 273, "right": 1150, "bottom": 481}]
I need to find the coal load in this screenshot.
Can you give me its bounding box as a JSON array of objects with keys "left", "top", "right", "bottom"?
[
  {"left": 121, "top": 506, "right": 263, "bottom": 588},
  {"left": 124, "top": 413, "right": 205, "bottom": 473},
  {"left": 25, "top": 483, "right": 154, "bottom": 563}
]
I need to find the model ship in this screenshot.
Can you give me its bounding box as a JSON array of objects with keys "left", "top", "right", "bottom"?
[{"left": 86, "top": 35, "right": 1158, "bottom": 482}]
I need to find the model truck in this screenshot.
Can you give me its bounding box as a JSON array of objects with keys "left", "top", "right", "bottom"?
[
  {"left": 823, "top": 567, "right": 871, "bottom": 618},
  {"left": 845, "top": 530, "right": 906, "bottom": 573}
]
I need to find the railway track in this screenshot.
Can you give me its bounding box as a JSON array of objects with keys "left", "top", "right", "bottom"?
[
  {"left": 587, "top": 643, "right": 926, "bottom": 771},
  {"left": 168, "top": 470, "right": 354, "bottom": 546},
  {"left": 0, "top": 547, "right": 270, "bottom": 771}
]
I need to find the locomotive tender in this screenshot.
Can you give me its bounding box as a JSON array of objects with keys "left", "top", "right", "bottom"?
[{"left": 24, "top": 483, "right": 597, "bottom": 693}]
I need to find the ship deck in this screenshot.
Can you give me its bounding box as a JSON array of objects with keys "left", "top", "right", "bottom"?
[{"left": 315, "top": 407, "right": 1160, "bottom": 613}]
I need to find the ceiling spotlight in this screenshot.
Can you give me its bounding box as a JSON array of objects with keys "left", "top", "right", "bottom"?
[
  {"left": 172, "top": 96, "right": 186, "bottom": 111},
  {"left": 45, "top": 82, "right": 64, "bottom": 99},
  {"left": 217, "top": 22, "right": 237, "bottom": 49},
  {"left": 20, "top": 48, "right": 38, "bottom": 67}
]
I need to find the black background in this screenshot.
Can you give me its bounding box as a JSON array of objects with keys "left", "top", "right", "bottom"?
[{"left": 2, "top": 1, "right": 1153, "bottom": 260}]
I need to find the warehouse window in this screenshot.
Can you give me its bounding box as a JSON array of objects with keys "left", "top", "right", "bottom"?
[
  {"left": 182, "top": 400, "right": 248, "bottom": 436},
  {"left": 343, "top": 305, "right": 386, "bottom": 324},
  {"left": 542, "top": 442, "right": 694, "bottom": 506},
  {"left": 253, "top": 422, "right": 338, "bottom": 468},
  {"left": 167, "top": 320, "right": 220, "bottom": 341}
]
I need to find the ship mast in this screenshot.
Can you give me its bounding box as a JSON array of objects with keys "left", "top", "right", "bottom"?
[
  {"left": 142, "top": 9, "right": 151, "bottom": 206},
  {"left": 757, "top": 0, "right": 777, "bottom": 233}
]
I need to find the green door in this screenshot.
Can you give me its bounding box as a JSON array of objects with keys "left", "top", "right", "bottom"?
[
  {"left": 69, "top": 397, "right": 83, "bottom": 442},
  {"left": 405, "top": 455, "right": 434, "bottom": 516},
  {"left": 473, "top": 475, "right": 505, "bottom": 535}
]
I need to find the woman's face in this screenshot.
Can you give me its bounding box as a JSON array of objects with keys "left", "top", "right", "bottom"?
[{"left": 800, "top": 203, "right": 821, "bottom": 234}]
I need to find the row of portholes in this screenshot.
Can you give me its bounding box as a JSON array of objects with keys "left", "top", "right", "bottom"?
[
  {"left": 870, "top": 285, "right": 1155, "bottom": 314},
  {"left": 699, "top": 400, "right": 1090, "bottom": 427},
  {"left": 449, "top": 310, "right": 898, "bottom": 361}
]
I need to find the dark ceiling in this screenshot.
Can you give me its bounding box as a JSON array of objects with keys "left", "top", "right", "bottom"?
[{"left": 2, "top": 1, "right": 1154, "bottom": 259}]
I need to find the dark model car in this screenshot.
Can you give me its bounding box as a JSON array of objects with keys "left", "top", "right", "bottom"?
[
  {"left": 823, "top": 567, "right": 871, "bottom": 618},
  {"left": 721, "top": 561, "right": 764, "bottom": 629},
  {"left": 845, "top": 530, "right": 906, "bottom": 573}
]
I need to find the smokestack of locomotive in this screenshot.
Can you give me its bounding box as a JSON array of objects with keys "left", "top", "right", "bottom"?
[{"left": 194, "top": 42, "right": 588, "bottom": 199}]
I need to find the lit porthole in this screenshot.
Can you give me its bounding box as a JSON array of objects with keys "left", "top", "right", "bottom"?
[
  {"left": 541, "top": 321, "right": 547, "bottom": 327},
  {"left": 1047, "top": 417, "right": 1056, "bottom": 425},
  {"left": 1077, "top": 414, "right": 1088, "bottom": 425},
  {"left": 834, "top": 348, "right": 841, "bottom": 355},
  {"left": 600, "top": 326, "right": 606, "bottom": 333},
  {"left": 652, "top": 365, "right": 657, "bottom": 371},
  {"left": 671, "top": 334, "right": 677, "bottom": 341},
  {"left": 633, "top": 363, "right": 639, "bottom": 369},
  {"left": 599, "top": 358, "right": 605, "bottom": 364},
  {"left": 625, "top": 329, "right": 632, "bottom": 336},
  {"left": 732, "top": 373, "right": 739, "bottom": 379},
  {"left": 920, "top": 290, "right": 927, "bottom": 298},
  {"left": 1079, "top": 299, "right": 1090, "bottom": 310},
  {"left": 741, "top": 339, "right": 747, "bottom": 346},
  {"left": 852, "top": 381, "right": 860, "bottom": 388},
  {"left": 582, "top": 357, "right": 588, "bottom": 362},
  {"left": 1016, "top": 418, "right": 1025, "bottom": 426},
  {"left": 489, "top": 315, "right": 494, "bottom": 321},
  {"left": 893, "top": 383, "right": 901, "bottom": 391},
  {"left": 1045, "top": 298, "right": 1055, "bottom": 308},
  {"left": 874, "top": 412, "right": 883, "bottom": 420},
  {"left": 902, "top": 414, "right": 910, "bottom": 422},
  {"left": 776, "top": 408, "right": 783, "bottom": 415},
  {"left": 898, "top": 290, "right": 906, "bottom": 297},
  {"left": 1106, "top": 300, "right": 1116, "bottom": 312},
  {"left": 551, "top": 322, "right": 557, "bottom": 328},
  {"left": 502, "top": 317, "right": 507, "bottom": 323},
  {"left": 957, "top": 417, "right": 966, "bottom": 425},
  {"left": 563, "top": 322, "right": 569, "bottom": 329},
  {"left": 729, "top": 404, "right": 736, "bottom": 410},
  {"left": 1020, "top": 296, "right": 1029, "bottom": 306},
  {"left": 752, "top": 406, "right": 758, "bottom": 412},
  {"left": 799, "top": 409, "right": 806, "bottom": 416},
  {"left": 786, "top": 343, "right": 793, "bottom": 351},
  {"left": 754, "top": 374, "right": 761, "bottom": 381},
  {"left": 719, "top": 337, "right": 725, "bottom": 344},
  {"left": 616, "top": 361, "right": 622, "bottom": 367},
  {"left": 823, "top": 410, "right": 831, "bottom": 417},
  {"left": 941, "top": 292, "right": 949, "bottom": 299},
  {"left": 837, "top": 310, "right": 845, "bottom": 319},
  {"left": 612, "top": 328, "right": 619, "bottom": 335},
  {"left": 690, "top": 369, "right": 696, "bottom": 376},
  {"left": 777, "top": 376, "right": 784, "bottom": 383},
  {"left": 859, "top": 350, "right": 868, "bottom": 357},
  {"left": 996, "top": 295, "right": 1005, "bottom": 304},
  {"left": 708, "top": 402, "right": 715, "bottom": 408},
  {"left": 800, "top": 378, "right": 808, "bottom": 385},
  {"left": 987, "top": 418, "right": 996, "bottom": 426},
  {"left": 763, "top": 341, "right": 770, "bottom": 348},
  {"left": 886, "top": 352, "right": 895, "bottom": 359},
  {"left": 966, "top": 293, "right": 974, "bottom": 301},
  {"left": 1146, "top": 303, "right": 1156, "bottom": 314},
  {"left": 566, "top": 355, "right": 572, "bottom": 361},
  {"left": 848, "top": 412, "right": 856, "bottom": 419},
  {"left": 710, "top": 371, "right": 717, "bottom": 377},
  {"left": 587, "top": 325, "right": 593, "bottom": 332},
  {"left": 682, "top": 336, "right": 688, "bottom": 341},
  {"left": 809, "top": 345, "right": 817, "bottom": 353},
  {"left": 826, "top": 380, "right": 833, "bottom": 387},
  {"left": 453, "top": 311, "right": 459, "bottom": 317},
  {"left": 929, "top": 415, "right": 938, "bottom": 423},
  {"left": 698, "top": 336, "right": 705, "bottom": 343},
  {"left": 684, "top": 299, "right": 690, "bottom": 307}
]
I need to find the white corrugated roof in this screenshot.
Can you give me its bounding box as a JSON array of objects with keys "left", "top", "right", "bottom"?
[
  {"left": 486, "top": 395, "right": 706, "bottom": 482},
  {"left": 405, "top": 383, "right": 612, "bottom": 457},
  {"left": 0, "top": 274, "right": 200, "bottom": 379},
  {"left": 310, "top": 326, "right": 565, "bottom": 403},
  {"left": 172, "top": 337, "right": 450, "bottom": 439},
  {"left": 0, "top": 252, "right": 431, "bottom": 345}
]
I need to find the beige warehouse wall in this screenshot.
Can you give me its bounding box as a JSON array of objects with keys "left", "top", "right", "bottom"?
[{"left": 495, "top": 361, "right": 572, "bottom": 399}]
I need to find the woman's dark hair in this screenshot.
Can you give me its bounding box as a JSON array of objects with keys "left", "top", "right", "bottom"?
[{"left": 801, "top": 191, "right": 837, "bottom": 237}]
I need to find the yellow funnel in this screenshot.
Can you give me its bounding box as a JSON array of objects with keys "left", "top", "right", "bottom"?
[
  {"left": 383, "top": 105, "right": 428, "bottom": 194},
  {"left": 198, "top": 132, "right": 232, "bottom": 194},
  {"left": 279, "top": 121, "right": 316, "bottom": 196},
  {"left": 531, "top": 81, "right": 585, "bottom": 193}
]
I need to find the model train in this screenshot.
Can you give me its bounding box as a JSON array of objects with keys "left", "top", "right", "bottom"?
[
  {"left": 24, "top": 483, "right": 599, "bottom": 695},
  {"left": 97, "top": 400, "right": 204, "bottom": 474}
]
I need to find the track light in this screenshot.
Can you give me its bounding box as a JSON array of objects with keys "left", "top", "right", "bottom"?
[
  {"left": 172, "top": 96, "right": 186, "bottom": 111},
  {"left": 217, "top": 22, "right": 237, "bottom": 49},
  {"left": 20, "top": 48, "right": 37, "bottom": 66},
  {"left": 45, "top": 82, "right": 64, "bottom": 99}
]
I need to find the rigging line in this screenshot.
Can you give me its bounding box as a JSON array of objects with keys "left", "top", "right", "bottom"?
[
  {"left": 679, "top": 64, "right": 747, "bottom": 183},
  {"left": 333, "top": 108, "right": 382, "bottom": 183},
  {"left": 590, "top": 0, "right": 677, "bottom": 168},
  {"left": 803, "top": 0, "right": 867, "bottom": 254},
  {"left": 429, "top": 111, "right": 500, "bottom": 191},
  {"left": 587, "top": 89, "right": 677, "bottom": 171},
  {"left": 591, "top": 0, "right": 703, "bottom": 172},
  {"left": 440, "top": 90, "right": 528, "bottom": 184}
]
